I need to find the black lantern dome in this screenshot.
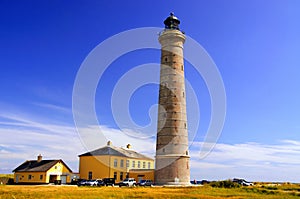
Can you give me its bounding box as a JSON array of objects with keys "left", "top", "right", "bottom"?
[{"left": 164, "top": 13, "right": 180, "bottom": 30}]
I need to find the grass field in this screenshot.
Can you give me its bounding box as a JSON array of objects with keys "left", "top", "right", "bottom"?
[{"left": 1, "top": 184, "right": 300, "bottom": 199}]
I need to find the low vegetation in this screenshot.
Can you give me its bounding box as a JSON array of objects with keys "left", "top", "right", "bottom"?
[
  {"left": 0, "top": 183, "right": 300, "bottom": 199},
  {"left": 209, "top": 180, "right": 241, "bottom": 188}
]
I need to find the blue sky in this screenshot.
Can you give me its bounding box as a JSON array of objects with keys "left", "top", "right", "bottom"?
[{"left": 1, "top": 0, "right": 300, "bottom": 182}]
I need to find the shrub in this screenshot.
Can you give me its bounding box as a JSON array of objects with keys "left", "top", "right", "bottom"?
[{"left": 210, "top": 180, "right": 240, "bottom": 188}]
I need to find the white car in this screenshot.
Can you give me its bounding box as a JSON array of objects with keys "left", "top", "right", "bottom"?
[
  {"left": 233, "top": 178, "right": 253, "bottom": 186},
  {"left": 119, "top": 178, "right": 137, "bottom": 187}
]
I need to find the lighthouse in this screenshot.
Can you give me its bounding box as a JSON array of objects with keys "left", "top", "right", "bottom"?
[{"left": 155, "top": 13, "right": 190, "bottom": 185}]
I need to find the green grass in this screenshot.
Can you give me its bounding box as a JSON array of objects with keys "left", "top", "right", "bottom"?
[{"left": 0, "top": 184, "right": 300, "bottom": 199}]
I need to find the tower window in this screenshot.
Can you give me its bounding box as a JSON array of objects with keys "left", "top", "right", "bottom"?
[
  {"left": 181, "top": 65, "right": 183, "bottom": 71},
  {"left": 88, "top": 171, "right": 92, "bottom": 180},
  {"left": 183, "top": 92, "right": 185, "bottom": 98},
  {"left": 165, "top": 57, "right": 168, "bottom": 62},
  {"left": 184, "top": 123, "right": 187, "bottom": 129}
]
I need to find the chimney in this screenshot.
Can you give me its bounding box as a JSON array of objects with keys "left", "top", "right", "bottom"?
[
  {"left": 126, "top": 144, "right": 131, "bottom": 149},
  {"left": 107, "top": 141, "right": 112, "bottom": 146},
  {"left": 37, "top": 154, "right": 42, "bottom": 162}
]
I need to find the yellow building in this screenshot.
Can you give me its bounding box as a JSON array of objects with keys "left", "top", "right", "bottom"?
[
  {"left": 79, "top": 141, "right": 154, "bottom": 183},
  {"left": 13, "top": 155, "right": 73, "bottom": 184}
]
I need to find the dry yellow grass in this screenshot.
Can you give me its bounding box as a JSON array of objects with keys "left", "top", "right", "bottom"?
[{"left": 0, "top": 185, "right": 300, "bottom": 199}]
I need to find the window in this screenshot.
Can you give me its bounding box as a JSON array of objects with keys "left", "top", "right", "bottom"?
[
  {"left": 183, "top": 92, "right": 185, "bottom": 98},
  {"left": 114, "top": 172, "right": 117, "bottom": 180},
  {"left": 132, "top": 160, "right": 135, "bottom": 168},
  {"left": 184, "top": 123, "right": 187, "bottom": 129},
  {"left": 88, "top": 171, "right": 92, "bottom": 180},
  {"left": 181, "top": 65, "right": 183, "bottom": 71},
  {"left": 120, "top": 159, "right": 124, "bottom": 168},
  {"left": 120, "top": 172, "right": 123, "bottom": 181},
  {"left": 40, "top": 175, "right": 43, "bottom": 180},
  {"left": 148, "top": 162, "right": 151, "bottom": 169},
  {"left": 126, "top": 173, "right": 129, "bottom": 178},
  {"left": 137, "top": 161, "right": 141, "bottom": 168},
  {"left": 126, "top": 160, "right": 129, "bottom": 168},
  {"left": 143, "top": 162, "right": 146, "bottom": 169},
  {"left": 114, "top": 159, "right": 118, "bottom": 167},
  {"left": 28, "top": 174, "right": 32, "bottom": 180}
]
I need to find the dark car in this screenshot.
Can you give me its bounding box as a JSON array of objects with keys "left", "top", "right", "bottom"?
[
  {"left": 138, "top": 180, "right": 153, "bottom": 186},
  {"left": 77, "top": 179, "right": 88, "bottom": 186},
  {"left": 96, "top": 179, "right": 105, "bottom": 186},
  {"left": 102, "top": 178, "right": 115, "bottom": 186}
]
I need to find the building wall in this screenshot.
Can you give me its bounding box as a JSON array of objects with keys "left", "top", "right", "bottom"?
[
  {"left": 46, "top": 161, "right": 72, "bottom": 183},
  {"left": 79, "top": 155, "right": 154, "bottom": 183},
  {"left": 129, "top": 169, "right": 154, "bottom": 183},
  {"left": 14, "top": 171, "right": 47, "bottom": 184},
  {"left": 79, "top": 155, "right": 110, "bottom": 180},
  {"left": 14, "top": 161, "right": 72, "bottom": 184}
]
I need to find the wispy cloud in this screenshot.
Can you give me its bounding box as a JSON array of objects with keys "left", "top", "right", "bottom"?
[
  {"left": 190, "top": 141, "right": 300, "bottom": 182},
  {"left": 0, "top": 112, "right": 84, "bottom": 172},
  {"left": 1, "top": 111, "right": 300, "bottom": 182},
  {"left": 33, "top": 102, "right": 71, "bottom": 114}
]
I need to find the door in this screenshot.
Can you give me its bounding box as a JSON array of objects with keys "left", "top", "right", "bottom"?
[
  {"left": 16, "top": 174, "right": 19, "bottom": 183},
  {"left": 60, "top": 175, "right": 67, "bottom": 184}
]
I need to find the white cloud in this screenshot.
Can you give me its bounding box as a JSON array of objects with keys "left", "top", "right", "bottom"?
[
  {"left": 33, "top": 102, "right": 71, "bottom": 114},
  {"left": 189, "top": 141, "right": 300, "bottom": 182},
  {"left": 1, "top": 112, "right": 300, "bottom": 182},
  {"left": 76, "top": 125, "right": 156, "bottom": 158}
]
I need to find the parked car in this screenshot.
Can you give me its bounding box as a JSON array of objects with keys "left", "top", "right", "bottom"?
[
  {"left": 96, "top": 179, "right": 105, "bottom": 186},
  {"left": 190, "top": 180, "right": 209, "bottom": 185},
  {"left": 233, "top": 178, "right": 253, "bottom": 186},
  {"left": 119, "top": 178, "right": 137, "bottom": 187},
  {"left": 138, "top": 180, "right": 153, "bottom": 186},
  {"left": 85, "top": 179, "right": 97, "bottom": 186},
  {"left": 77, "top": 179, "right": 88, "bottom": 186},
  {"left": 102, "top": 178, "right": 115, "bottom": 186},
  {"left": 85, "top": 179, "right": 104, "bottom": 186}
]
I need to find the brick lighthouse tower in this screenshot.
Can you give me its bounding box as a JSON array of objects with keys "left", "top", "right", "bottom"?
[{"left": 155, "top": 13, "right": 190, "bottom": 185}]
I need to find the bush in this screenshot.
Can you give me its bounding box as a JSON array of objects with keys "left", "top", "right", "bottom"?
[{"left": 210, "top": 180, "right": 240, "bottom": 188}]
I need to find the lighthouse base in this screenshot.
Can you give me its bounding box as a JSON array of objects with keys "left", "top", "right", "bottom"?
[{"left": 154, "top": 155, "right": 190, "bottom": 185}]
